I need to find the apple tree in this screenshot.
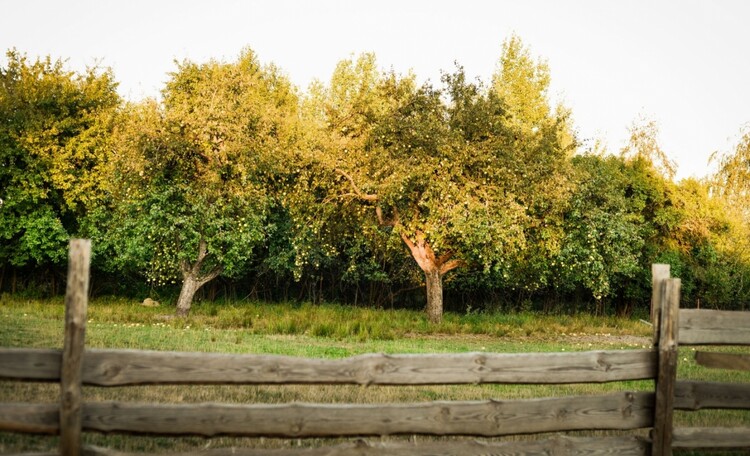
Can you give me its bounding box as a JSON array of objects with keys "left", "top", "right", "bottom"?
[
  {"left": 105, "top": 49, "right": 299, "bottom": 316},
  {"left": 309, "top": 44, "right": 572, "bottom": 322}
]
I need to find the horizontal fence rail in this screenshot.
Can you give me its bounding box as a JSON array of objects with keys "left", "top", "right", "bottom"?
[
  {"left": 679, "top": 309, "right": 750, "bottom": 345},
  {"left": 0, "top": 403, "right": 59, "bottom": 434},
  {"left": 674, "top": 380, "right": 750, "bottom": 410},
  {"left": 672, "top": 427, "right": 750, "bottom": 449},
  {"left": 0, "top": 392, "right": 654, "bottom": 438},
  {"left": 694, "top": 351, "right": 750, "bottom": 371},
  {"left": 0, "top": 348, "right": 657, "bottom": 386}
]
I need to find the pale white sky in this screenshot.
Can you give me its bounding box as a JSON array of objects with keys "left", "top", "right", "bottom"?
[{"left": 2, "top": 0, "right": 749, "bottom": 180}]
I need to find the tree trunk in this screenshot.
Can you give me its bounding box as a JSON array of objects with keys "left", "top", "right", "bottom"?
[
  {"left": 337, "top": 175, "right": 465, "bottom": 324},
  {"left": 174, "top": 238, "right": 223, "bottom": 318},
  {"left": 425, "top": 269, "right": 443, "bottom": 324},
  {"left": 397, "top": 230, "right": 465, "bottom": 324},
  {"left": 176, "top": 273, "right": 201, "bottom": 318}
]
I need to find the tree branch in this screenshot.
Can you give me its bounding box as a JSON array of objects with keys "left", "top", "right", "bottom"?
[
  {"left": 436, "top": 251, "right": 455, "bottom": 267},
  {"left": 399, "top": 230, "right": 417, "bottom": 252},
  {"left": 180, "top": 237, "right": 223, "bottom": 285},
  {"left": 415, "top": 230, "right": 437, "bottom": 265},
  {"left": 333, "top": 167, "right": 462, "bottom": 277},
  {"left": 400, "top": 229, "right": 440, "bottom": 273},
  {"left": 439, "top": 259, "right": 466, "bottom": 275},
  {"left": 195, "top": 238, "right": 210, "bottom": 269},
  {"left": 180, "top": 259, "right": 191, "bottom": 279},
  {"left": 335, "top": 168, "right": 378, "bottom": 202},
  {"left": 198, "top": 265, "right": 223, "bottom": 287}
]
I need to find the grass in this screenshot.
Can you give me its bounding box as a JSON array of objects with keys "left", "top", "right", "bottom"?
[
  {"left": 0, "top": 294, "right": 653, "bottom": 348},
  {"left": 1, "top": 295, "right": 748, "bottom": 454}
]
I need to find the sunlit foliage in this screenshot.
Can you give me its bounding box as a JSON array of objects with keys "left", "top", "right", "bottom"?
[
  {"left": 2, "top": 40, "right": 750, "bottom": 316},
  {"left": 0, "top": 50, "right": 119, "bottom": 272}
]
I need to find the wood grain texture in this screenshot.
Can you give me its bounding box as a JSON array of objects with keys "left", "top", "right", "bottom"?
[
  {"left": 651, "top": 264, "right": 670, "bottom": 344},
  {"left": 0, "top": 403, "right": 59, "bottom": 434},
  {"left": 672, "top": 427, "right": 750, "bottom": 449},
  {"left": 679, "top": 309, "right": 750, "bottom": 345},
  {"left": 60, "top": 239, "right": 91, "bottom": 456},
  {"left": 0, "top": 348, "right": 657, "bottom": 386},
  {"left": 78, "top": 349, "right": 657, "bottom": 386},
  {"left": 694, "top": 351, "right": 750, "bottom": 371},
  {"left": 674, "top": 380, "right": 750, "bottom": 410},
  {"left": 652, "top": 278, "right": 680, "bottom": 456},
  {"left": 81, "top": 392, "right": 654, "bottom": 438},
  {"left": 0, "top": 349, "right": 61, "bottom": 381},
  {"left": 82, "top": 435, "right": 650, "bottom": 456}
]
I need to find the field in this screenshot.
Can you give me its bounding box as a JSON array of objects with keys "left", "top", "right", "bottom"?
[{"left": 1, "top": 296, "right": 749, "bottom": 454}]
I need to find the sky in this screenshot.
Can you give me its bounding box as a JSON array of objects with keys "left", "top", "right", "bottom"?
[{"left": 2, "top": 0, "right": 749, "bottom": 181}]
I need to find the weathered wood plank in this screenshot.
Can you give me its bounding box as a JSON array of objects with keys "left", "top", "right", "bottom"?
[
  {"left": 0, "top": 348, "right": 657, "bottom": 386},
  {"left": 652, "top": 278, "right": 680, "bottom": 456},
  {"left": 651, "top": 264, "right": 670, "bottom": 344},
  {"left": 81, "top": 435, "right": 650, "bottom": 456},
  {"left": 674, "top": 380, "right": 750, "bottom": 410},
  {"left": 81, "top": 392, "right": 653, "bottom": 437},
  {"left": 60, "top": 239, "right": 91, "bottom": 456},
  {"left": 0, "top": 348, "right": 657, "bottom": 385},
  {"left": 679, "top": 309, "right": 750, "bottom": 345},
  {"left": 0, "top": 403, "right": 59, "bottom": 434},
  {"left": 78, "top": 349, "right": 657, "bottom": 386},
  {"left": 672, "top": 427, "right": 750, "bottom": 449},
  {"left": 0, "top": 349, "right": 61, "bottom": 381},
  {"left": 695, "top": 351, "right": 750, "bottom": 371}
]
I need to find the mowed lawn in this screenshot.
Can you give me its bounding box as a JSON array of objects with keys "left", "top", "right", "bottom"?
[{"left": 1, "top": 296, "right": 749, "bottom": 453}]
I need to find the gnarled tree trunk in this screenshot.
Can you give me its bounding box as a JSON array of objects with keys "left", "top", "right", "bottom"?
[
  {"left": 399, "top": 230, "right": 464, "bottom": 324},
  {"left": 175, "top": 238, "right": 222, "bottom": 317}
]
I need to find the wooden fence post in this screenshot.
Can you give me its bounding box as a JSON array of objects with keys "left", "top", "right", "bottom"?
[
  {"left": 651, "top": 264, "right": 670, "bottom": 344},
  {"left": 652, "top": 277, "right": 681, "bottom": 456},
  {"left": 60, "top": 239, "right": 91, "bottom": 456}
]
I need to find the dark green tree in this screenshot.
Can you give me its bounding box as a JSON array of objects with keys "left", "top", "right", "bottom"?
[
  {"left": 558, "top": 155, "right": 649, "bottom": 312},
  {"left": 0, "top": 50, "right": 119, "bottom": 291}
]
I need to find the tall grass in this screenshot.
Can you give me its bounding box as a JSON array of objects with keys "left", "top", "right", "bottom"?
[{"left": 0, "top": 295, "right": 652, "bottom": 348}]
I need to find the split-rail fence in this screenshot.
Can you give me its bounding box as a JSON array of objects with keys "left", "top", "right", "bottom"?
[{"left": 1, "top": 241, "right": 750, "bottom": 455}]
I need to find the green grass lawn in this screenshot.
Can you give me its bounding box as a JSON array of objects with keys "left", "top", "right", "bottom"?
[
  {"left": 1, "top": 296, "right": 748, "bottom": 454},
  {"left": 0, "top": 295, "right": 654, "bottom": 347}
]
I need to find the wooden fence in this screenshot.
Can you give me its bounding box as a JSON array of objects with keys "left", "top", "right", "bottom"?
[{"left": 1, "top": 241, "right": 750, "bottom": 455}]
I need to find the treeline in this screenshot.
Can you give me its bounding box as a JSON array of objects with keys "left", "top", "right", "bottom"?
[{"left": 2, "top": 38, "right": 750, "bottom": 320}]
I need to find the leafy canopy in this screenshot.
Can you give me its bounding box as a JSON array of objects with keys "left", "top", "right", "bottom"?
[
  {"left": 0, "top": 50, "right": 119, "bottom": 267},
  {"left": 103, "top": 49, "right": 299, "bottom": 287}
]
